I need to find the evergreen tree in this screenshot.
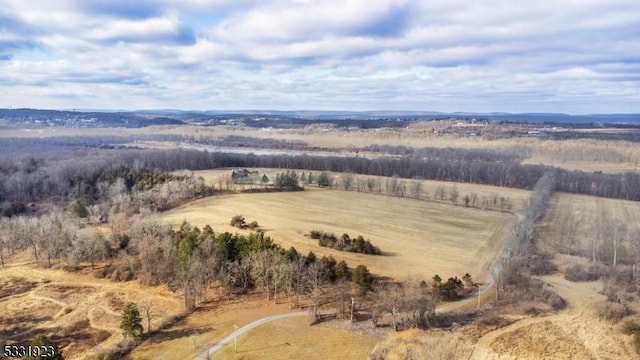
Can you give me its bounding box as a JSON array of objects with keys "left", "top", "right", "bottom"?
[
  {"left": 352, "top": 265, "right": 374, "bottom": 295},
  {"left": 120, "top": 302, "right": 144, "bottom": 338},
  {"left": 317, "top": 172, "right": 332, "bottom": 187}
]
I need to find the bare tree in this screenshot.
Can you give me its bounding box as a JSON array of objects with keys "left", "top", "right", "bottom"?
[
  {"left": 271, "top": 260, "right": 291, "bottom": 304},
  {"left": 449, "top": 186, "right": 459, "bottom": 205},
  {"left": 557, "top": 212, "right": 580, "bottom": 255},
  {"left": 377, "top": 283, "right": 404, "bottom": 331},
  {"left": 140, "top": 299, "right": 156, "bottom": 333},
  {"left": 611, "top": 220, "right": 628, "bottom": 271},
  {"left": 410, "top": 177, "right": 423, "bottom": 200},
  {"left": 306, "top": 262, "right": 327, "bottom": 321},
  {"left": 341, "top": 172, "right": 355, "bottom": 191},
  {"left": 71, "top": 230, "right": 110, "bottom": 269},
  {"left": 250, "top": 250, "right": 279, "bottom": 300}
]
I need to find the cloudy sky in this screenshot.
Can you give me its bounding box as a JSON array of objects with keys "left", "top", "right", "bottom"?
[{"left": 1, "top": 0, "right": 639, "bottom": 113}]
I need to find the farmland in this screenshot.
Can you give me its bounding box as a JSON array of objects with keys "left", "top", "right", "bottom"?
[{"left": 161, "top": 185, "right": 517, "bottom": 281}]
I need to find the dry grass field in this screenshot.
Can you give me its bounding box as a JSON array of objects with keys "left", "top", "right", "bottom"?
[
  {"left": 178, "top": 168, "right": 532, "bottom": 211},
  {"left": 470, "top": 274, "right": 637, "bottom": 359},
  {"left": 214, "top": 316, "right": 378, "bottom": 360},
  {"left": 161, "top": 186, "right": 516, "bottom": 281},
  {"left": 0, "top": 258, "right": 183, "bottom": 360}
]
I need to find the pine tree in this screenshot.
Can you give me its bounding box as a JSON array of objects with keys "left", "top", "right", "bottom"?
[{"left": 120, "top": 302, "right": 144, "bottom": 338}]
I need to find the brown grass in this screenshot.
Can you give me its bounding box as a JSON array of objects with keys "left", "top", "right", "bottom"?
[
  {"left": 181, "top": 168, "right": 532, "bottom": 212},
  {"left": 128, "top": 289, "right": 301, "bottom": 360},
  {"left": 470, "top": 274, "right": 637, "bottom": 359},
  {"left": 369, "top": 328, "right": 473, "bottom": 360},
  {"left": 161, "top": 186, "right": 515, "bottom": 281},
  {"left": 0, "top": 261, "right": 183, "bottom": 360},
  {"left": 215, "top": 316, "right": 377, "bottom": 360}
]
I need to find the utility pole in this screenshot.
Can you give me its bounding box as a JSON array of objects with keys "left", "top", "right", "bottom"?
[
  {"left": 350, "top": 297, "right": 355, "bottom": 322},
  {"left": 234, "top": 324, "right": 238, "bottom": 353}
]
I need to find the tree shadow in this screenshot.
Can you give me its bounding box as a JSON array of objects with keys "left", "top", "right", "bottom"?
[
  {"left": 147, "top": 327, "right": 213, "bottom": 344},
  {"left": 238, "top": 341, "right": 295, "bottom": 354}
]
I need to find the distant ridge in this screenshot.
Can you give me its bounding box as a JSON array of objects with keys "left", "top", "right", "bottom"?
[{"left": 1, "top": 108, "right": 638, "bottom": 127}]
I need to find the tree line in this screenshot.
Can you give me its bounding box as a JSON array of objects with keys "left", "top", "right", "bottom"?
[
  {"left": 2, "top": 147, "right": 638, "bottom": 206},
  {"left": 99, "top": 148, "right": 640, "bottom": 200}
]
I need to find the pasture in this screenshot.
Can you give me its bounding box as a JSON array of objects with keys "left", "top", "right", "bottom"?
[{"left": 161, "top": 186, "right": 516, "bottom": 281}]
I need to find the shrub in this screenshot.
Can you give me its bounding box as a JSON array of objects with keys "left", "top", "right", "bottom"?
[
  {"left": 621, "top": 320, "right": 640, "bottom": 335},
  {"left": 230, "top": 215, "right": 246, "bottom": 228},
  {"left": 597, "top": 301, "right": 633, "bottom": 323},
  {"left": 565, "top": 264, "right": 599, "bottom": 282},
  {"left": 309, "top": 230, "right": 381, "bottom": 255},
  {"left": 546, "top": 292, "right": 568, "bottom": 310},
  {"left": 524, "top": 306, "right": 543, "bottom": 316},
  {"left": 528, "top": 252, "right": 557, "bottom": 275}
]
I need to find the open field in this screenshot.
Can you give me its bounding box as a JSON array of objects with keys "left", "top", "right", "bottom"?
[
  {"left": 215, "top": 316, "right": 377, "bottom": 360},
  {"left": 0, "top": 259, "right": 183, "bottom": 360},
  {"left": 522, "top": 157, "right": 640, "bottom": 173},
  {"left": 161, "top": 186, "right": 515, "bottom": 281},
  {"left": 177, "top": 168, "right": 532, "bottom": 211}
]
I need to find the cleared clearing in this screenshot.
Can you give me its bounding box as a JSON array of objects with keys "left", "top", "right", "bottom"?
[
  {"left": 161, "top": 187, "right": 515, "bottom": 281},
  {"left": 215, "top": 316, "right": 377, "bottom": 360}
]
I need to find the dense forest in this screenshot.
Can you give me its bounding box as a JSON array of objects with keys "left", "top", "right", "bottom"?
[{"left": 1, "top": 145, "right": 638, "bottom": 207}]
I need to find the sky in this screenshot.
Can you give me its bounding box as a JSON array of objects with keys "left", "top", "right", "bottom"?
[{"left": 1, "top": 0, "right": 639, "bottom": 113}]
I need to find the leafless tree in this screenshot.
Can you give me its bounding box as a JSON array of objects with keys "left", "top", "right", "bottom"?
[
  {"left": 341, "top": 172, "right": 354, "bottom": 191},
  {"left": 70, "top": 230, "right": 110, "bottom": 269},
  {"left": 250, "top": 250, "right": 279, "bottom": 300},
  {"left": 449, "top": 186, "right": 459, "bottom": 205},
  {"left": 410, "top": 177, "right": 423, "bottom": 199},
  {"left": 140, "top": 299, "right": 157, "bottom": 333},
  {"left": 306, "top": 262, "right": 328, "bottom": 321},
  {"left": 557, "top": 211, "right": 580, "bottom": 255}
]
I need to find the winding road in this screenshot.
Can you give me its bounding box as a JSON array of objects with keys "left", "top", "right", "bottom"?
[{"left": 193, "top": 311, "right": 309, "bottom": 360}]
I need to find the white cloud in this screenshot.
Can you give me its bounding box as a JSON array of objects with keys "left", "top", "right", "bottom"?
[{"left": 0, "top": 0, "right": 639, "bottom": 112}]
